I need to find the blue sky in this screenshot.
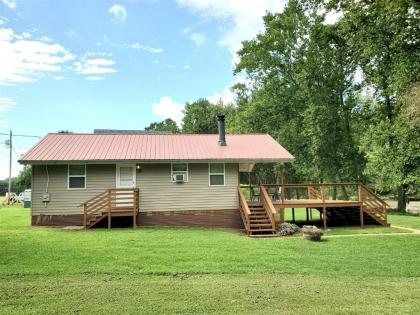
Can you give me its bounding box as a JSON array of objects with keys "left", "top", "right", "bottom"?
[{"left": 0, "top": 0, "right": 285, "bottom": 178}]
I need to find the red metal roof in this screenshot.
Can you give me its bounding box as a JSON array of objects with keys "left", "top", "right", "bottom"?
[{"left": 20, "top": 133, "right": 294, "bottom": 163}]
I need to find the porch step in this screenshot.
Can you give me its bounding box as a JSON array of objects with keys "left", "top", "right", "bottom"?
[{"left": 250, "top": 223, "right": 273, "bottom": 228}]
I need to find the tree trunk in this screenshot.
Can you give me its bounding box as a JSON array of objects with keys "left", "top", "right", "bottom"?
[{"left": 397, "top": 185, "right": 407, "bottom": 213}]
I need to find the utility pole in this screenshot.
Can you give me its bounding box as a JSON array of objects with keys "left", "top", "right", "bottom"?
[{"left": 8, "top": 130, "right": 12, "bottom": 203}]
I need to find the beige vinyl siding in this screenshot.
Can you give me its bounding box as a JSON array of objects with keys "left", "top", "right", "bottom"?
[
  {"left": 32, "top": 164, "right": 116, "bottom": 215},
  {"left": 31, "top": 163, "right": 239, "bottom": 215},
  {"left": 137, "top": 163, "right": 239, "bottom": 212}
]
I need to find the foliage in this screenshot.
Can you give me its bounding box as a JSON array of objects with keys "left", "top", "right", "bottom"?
[
  {"left": 231, "top": 0, "right": 419, "bottom": 211},
  {"left": 145, "top": 118, "right": 180, "bottom": 133},
  {"left": 0, "top": 178, "right": 20, "bottom": 195},
  {"left": 15, "top": 165, "right": 31, "bottom": 193},
  {"left": 233, "top": 0, "right": 365, "bottom": 183},
  {"left": 182, "top": 99, "right": 235, "bottom": 134}
]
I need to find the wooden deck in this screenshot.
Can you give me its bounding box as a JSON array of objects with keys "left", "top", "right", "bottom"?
[{"left": 239, "top": 183, "right": 388, "bottom": 234}]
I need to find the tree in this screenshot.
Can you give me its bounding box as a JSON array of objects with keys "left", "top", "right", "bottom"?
[
  {"left": 332, "top": 0, "right": 420, "bottom": 210},
  {"left": 15, "top": 165, "right": 31, "bottom": 192},
  {"left": 182, "top": 99, "right": 235, "bottom": 134},
  {"left": 145, "top": 118, "right": 180, "bottom": 133},
  {"left": 233, "top": 0, "right": 364, "bottom": 183}
]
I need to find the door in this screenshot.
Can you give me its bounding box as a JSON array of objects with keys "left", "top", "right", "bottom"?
[{"left": 116, "top": 165, "right": 136, "bottom": 188}]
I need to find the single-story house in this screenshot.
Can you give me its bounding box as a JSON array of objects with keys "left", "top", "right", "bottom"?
[{"left": 19, "top": 116, "right": 295, "bottom": 233}]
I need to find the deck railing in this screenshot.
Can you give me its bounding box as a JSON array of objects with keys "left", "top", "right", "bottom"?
[
  {"left": 238, "top": 186, "right": 251, "bottom": 233},
  {"left": 261, "top": 183, "right": 362, "bottom": 203},
  {"left": 259, "top": 185, "right": 277, "bottom": 230},
  {"left": 81, "top": 188, "right": 139, "bottom": 228},
  {"left": 239, "top": 183, "right": 388, "bottom": 227}
]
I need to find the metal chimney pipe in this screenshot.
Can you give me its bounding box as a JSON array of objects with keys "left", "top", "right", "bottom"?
[{"left": 217, "top": 115, "right": 226, "bottom": 146}]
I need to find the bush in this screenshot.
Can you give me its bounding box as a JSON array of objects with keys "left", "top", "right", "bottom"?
[
  {"left": 278, "top": 222, "right": 300, "bottom": 236},
  {"left": 302, "top": 225, "right": 323, "bottom": 241}
]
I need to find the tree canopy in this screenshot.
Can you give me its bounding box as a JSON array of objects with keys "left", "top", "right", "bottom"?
[{"left": 143, "top": 0, "right": 419, "bottom": 211}]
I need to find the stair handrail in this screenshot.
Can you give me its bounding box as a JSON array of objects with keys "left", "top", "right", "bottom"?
[
  {"left": 359, "top": 184, "right": 388, "bottom": 206},
  {"left": 259, "top": 185, "right": 276, "bottom": 231},
  {"left": 81, "top": 188, "right": 140, "bottom": 228},
  {"left": 359, "top": 183, "right": 388, "bottom": 225},
  {"left": 238, "top": 186, "right": 251, "bottom": 232}
]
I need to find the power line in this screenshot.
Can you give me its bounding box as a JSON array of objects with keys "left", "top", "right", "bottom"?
[
  {"left": 0, "top": 132, "right": 40, "bottom": 138},
  {"left": 12, "top": 147, "right": 21, "bottom": 159}
]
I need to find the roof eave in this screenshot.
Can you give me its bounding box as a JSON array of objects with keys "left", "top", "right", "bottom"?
[{"left": 19, "top": 158, "right": 295, "bottom": 165}]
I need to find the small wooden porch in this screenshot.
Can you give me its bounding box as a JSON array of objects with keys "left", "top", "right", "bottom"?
[
  {"left": 238, "top": 183, "right": 388, "bottom": 236},
  {"left": 81, "top": 188, "right": 139, "bottom": 229}
]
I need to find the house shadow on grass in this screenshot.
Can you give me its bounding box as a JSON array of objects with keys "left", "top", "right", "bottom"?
[{"left": 91, "top": 216, "right": 135, "bottom": 229}]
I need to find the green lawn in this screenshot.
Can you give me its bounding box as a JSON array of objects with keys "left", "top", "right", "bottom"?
[
  {"left": 1, "top": 207, "right": 420, "bottom": 314},
  {"left": 388, "top": 212, "right": 420, "bottom": 229}
]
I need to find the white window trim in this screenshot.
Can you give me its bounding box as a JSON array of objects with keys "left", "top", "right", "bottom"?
[
  {"left": 68, "top": 164, "right": 87, "bottom": 190},
  {"left": 171, "top": 162, "right": 189, "bottom": 182},
  {"left": 116, "top": 164, "right": 137, "bottom": 188},
  {"left": 209, "top": 163, "right": 225, "bottom": 187}
]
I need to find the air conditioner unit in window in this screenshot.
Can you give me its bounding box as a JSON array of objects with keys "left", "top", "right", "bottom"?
[{"left": 173, "top": 173, "right": 186, "bottom": 183}]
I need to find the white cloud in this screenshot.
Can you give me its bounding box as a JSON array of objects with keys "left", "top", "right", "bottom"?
[
  {"left": 177, "top": 0, "right": 285, "bottom": 64},
  {"left": 86, "top": 76, "right": 105, "bottom": 81},
  {"left": 65, "top": 30, "right": 79, "bottom": 39},
  {"left": 0, "top": 96, "right": 16, "bottom": 111},
  {"left": 0, "top": 27, "right": 75, "bottom": 84},
  {"left": 189, "top": 32, "right": 206, "bottom": 47},
  {"left": 109, "top": 4, "right": 127, "bottom": 23},
  {"left": 207, "top": 87, "right": 234, "bottom": 104},
  {"left": 40, "top": 36, "right": 53, "bottom": 42},
  {"left": 1, "top": 0, "right": 16, "bottom": 9},
  {"left": 207, "top": 74, "right": 251, "bottom": 104},
  {"left": 323, "top": 9, "right": 343, "bottom": 25},
  {"left": 130, "top": 42, "right": 163, "bottom": 53},
  {"left": 74, "top": 58, "right": 117, "bottom": 76},
  {"left": 152, "top": 96, "right": 184, "bottom": 125},
  {"left": 21, "top": 31, "right": 31, "bottom": 39},
  {"left": 182, "top": 65, "right": 190, "bottom": 70}
]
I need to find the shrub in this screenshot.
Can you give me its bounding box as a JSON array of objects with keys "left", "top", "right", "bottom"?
[
  {"left": 302, "top": 225, "right": 323, "bottom": 241},
  {"left": 278, "top": 222, "right": 300, "bottom": 236}
]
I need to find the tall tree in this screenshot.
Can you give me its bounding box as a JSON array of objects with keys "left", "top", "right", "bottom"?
[
  {"left": 333, "top": 0, "right": 420, "bottom": 210},
  {"left": 182, "top": 99, "right": 235, "bottom": 134},
  {"left": 15, "top": 165, "right": 31, "bottom": 192},
  {"left": 234, "top": 0, "right": 364, "bottom": 183},
  {"left": 145, "top": 118, "right": 180, "bottom": 133}
]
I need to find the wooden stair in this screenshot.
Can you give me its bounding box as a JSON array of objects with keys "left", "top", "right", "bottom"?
[
  {"left": 238, "top": 186, "right": 277, "bottom": 236},
  {"left": 248, "top": 204, "right": 276, "bottom": 236},
  {"left": 360, "top": 184, "right": 388, "bottom": 226},
  {"left": 81, "top": 188, "right": 139, "bottom": 229},
  {"left": 86, "top": 213, "right": 106, "bottom": 228}
]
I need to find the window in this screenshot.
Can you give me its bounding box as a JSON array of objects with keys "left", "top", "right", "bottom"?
[
  {"left": 171, "top": 163, "right": 188, "bottom": 182},
  {"left": 209, "top": 163, "right": 225, "bottom": 186},
  {"left": 68, "top": 164, "right": 86, "bottom": 189}
]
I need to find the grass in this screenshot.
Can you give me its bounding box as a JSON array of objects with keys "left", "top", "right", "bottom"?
[
  {"left": 388, "top": 212, "right": 420, "bottom": 229},
  {"left": 1, "top": 207, "right": 420, "bottom": 314}
]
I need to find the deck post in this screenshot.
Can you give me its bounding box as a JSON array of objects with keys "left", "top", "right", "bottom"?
[
  {"left": 322, "top": 207, "right": 327, "bottom": 229},
  {"left": 360, "top": 205, "right": 364, "bottom": 228},
  {"left": 306, "top": 208, "right": 309, "bottom": 223},
  {"left": 107, "top": 190, "right": 111, "bottom": 229},
  {"left": 279, "top": 207, "right": 285, "bottom": 224},
  {"left": 133, "top": 189, "right": 138, "bottom": 228},
  {"left": 292, "top": 208, "right": 295, "bottom": 223},
  {"left": 280, "top": 163, "right": 285, "bottom": 204},
  {"left": 83, "top": 203, "right": 87, "bottom": 229}
]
